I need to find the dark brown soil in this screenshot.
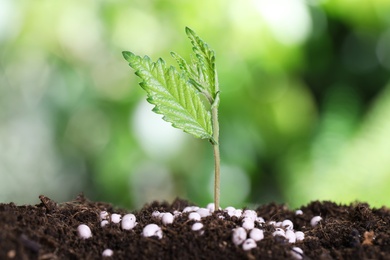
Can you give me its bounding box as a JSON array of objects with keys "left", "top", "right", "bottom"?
[{"left": 1, "top": 194, "right": 390, "bottom": 260}]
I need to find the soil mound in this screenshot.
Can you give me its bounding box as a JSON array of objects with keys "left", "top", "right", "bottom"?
[{"left": 1, "top": 195, "right": 389, "bottom": 259}]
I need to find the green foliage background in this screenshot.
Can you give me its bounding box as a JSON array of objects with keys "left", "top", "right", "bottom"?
[{"left": 1, "top": 0, "right": 390, "bottom": 209}]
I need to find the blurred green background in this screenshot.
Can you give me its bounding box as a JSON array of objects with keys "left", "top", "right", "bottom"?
[{"left": 1, "top": 0, "right": 390, "bottom": 209}]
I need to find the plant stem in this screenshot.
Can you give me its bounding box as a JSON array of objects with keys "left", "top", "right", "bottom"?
[{"left": 211, "top": 102, "right": 220, "bottom": 210}]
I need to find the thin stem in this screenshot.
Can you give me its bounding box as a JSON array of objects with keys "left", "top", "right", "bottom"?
[{"left": 211, "top": 103, "right": 220, "bottom": 210}]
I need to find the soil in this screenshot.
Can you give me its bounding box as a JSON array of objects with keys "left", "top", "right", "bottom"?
[{"left": 1, "top": 194, "right": 389, "bottom": 260}]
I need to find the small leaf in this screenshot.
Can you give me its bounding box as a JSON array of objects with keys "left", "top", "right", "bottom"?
[
  {"left": 171, "top": 51, "right": 205, "bottom": 94},
  {"left": 185, "top": 27, "right": 218, "bottom": 99},
  {"left": 123, "top": 51, "right": 213, "bottom": 140}
]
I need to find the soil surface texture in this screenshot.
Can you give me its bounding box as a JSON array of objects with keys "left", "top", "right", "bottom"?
[{"left": 1, "top": 194, "right": 389, "bottom": 260}]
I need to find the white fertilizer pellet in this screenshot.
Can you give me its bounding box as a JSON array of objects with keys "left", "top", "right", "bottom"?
[
  {"left": 121, "top": 214, "right": 137, "bottom": 230},
  {"left": 183, "top": 206, "right": 199, "bottom": 213},
  {"left": 122, "top": 213, "right": 136, "bottom": 222},
  {"left": 192, "top": 222, "right": 203, "bottom": 231},
  {"left": 197, "top": 208, "right": 211, "bottom": 218},
  {"left": 162, "top": 213, "right": 174, "bottom": 225},
  {"left": 291, "top": 247, "right": 304, "bottom": 259},
  {"left": 295, "top": 231, "right": 305, "bottom": 241},
  {"left": 272, "top": 228, "right": 286, "bottom": 238},
  {"left": 310, "top": 216, "right": 322, "bottom": 227},
  {"left": 182, "top": 207, "right": 193, "bottom": 213},
  {"left": 142, "top": 224, "right": 163, "bottom": 239},
  {"left": 102, "top": 249, "right": 113, "bottom": 257},
  {"left": 256, "top": 217, "right": 265, "bottom": 224},
  {"left": 152, "top": 211, "right": 162, "bottom": 218},
  {"left": 100, "top": 211, "right": 109, "bottom": 221},
  {"left": 285, "top": 229, "right": 296, "bottom": 243},
  {"left": 282, "top": 219, "right": 293, "bottom": 230},
  {"left": 242, "top": 210, "right": 257, "bottom": 221},
  {"left": 228, "top": 209, "right": 242, "bottom": 218},
  {"left": 249, "top": 228, "right": 264, "bottom": 241},
  {"left": 111, "top": 213, "right": 121, "bottom": 224},
  {"left": 295, "top": 209, "right": 303, "bottom": 215},
  {"left": 207, "top": 203, "right": 215, "bottom": 212},
  {"left": 268, "top": 221, "right": 276, "bottom": 226},
  {"left": 77, "top": 224, "right": 92, "bottom": 239},
  {"left": 173, "top": 210, "right": 181, "bottom": 218},
  {"left": 188, "top": 212, "right": 201, "bottom": 221},
  {"left": 101, "top": 220, "right": 109, "bottom": 228},
  {"left": 232, "top": 227, "right": 247, "bottom": 246},
  {"left": 242, "top": 238, "right": 257, "bottom": 251},
  {"left": 225, "top": 206, "right": 235, "bottom": 212},
  {"left": 242, "top": 218, "right": 255, "bottom": 230}
]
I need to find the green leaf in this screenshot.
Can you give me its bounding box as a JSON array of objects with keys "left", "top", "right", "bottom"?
[
  {"left": 170, "top": 52, "right": 202, "bottom": 92},
  {"left": 123, "top": 51, "right": 213, "bottom": 140},
  {"left": 184, "top": 27, "right": 218, "bottom": 100}
]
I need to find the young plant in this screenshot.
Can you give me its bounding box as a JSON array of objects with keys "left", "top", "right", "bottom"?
[{"left": 122, "top": 27, "right": 221, "bottom": 209}]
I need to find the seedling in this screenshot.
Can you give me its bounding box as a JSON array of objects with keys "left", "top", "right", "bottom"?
[{"left": 123, "top": 27, "right": 221, "bottom": 209}]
